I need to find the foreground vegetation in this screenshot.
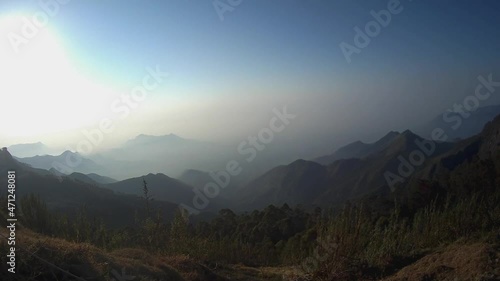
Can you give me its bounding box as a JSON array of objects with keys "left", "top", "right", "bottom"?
[{"left": 1, "top": 182, "right": 499, "bottom": 280}]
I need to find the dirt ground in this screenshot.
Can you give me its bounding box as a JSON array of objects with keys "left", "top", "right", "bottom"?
[{"left": 382, "top": 242, "right": 500, "bottom": 281}]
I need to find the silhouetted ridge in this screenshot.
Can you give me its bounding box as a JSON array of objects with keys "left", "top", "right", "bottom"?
[
  {"left": 241, "top": 126, "right": 457, "bottom": 209},
  {"left": 0, "top": 148, "right": 17, "bottom": 170},
  {"left": 379, "top": 131, "right": 400, "bottom": 142},
  {"left": 105, "top": 173, "right": 194, "bottom": 204},
  {"left": 1, "top": 147, "right": 13, "bottom": 160},
  {"left": 289, "top": 159, "right": 321, "bottom": 167},
  {"left": 391, "top": 129, "right": 422, "bottom": 149},
  {"left": 313, "top": 130, "right": 403, "bottom": 165}
]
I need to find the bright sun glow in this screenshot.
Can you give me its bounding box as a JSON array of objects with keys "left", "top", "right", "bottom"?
[{"left": 0, "top": 14, "right": 116, "bottom": 139}]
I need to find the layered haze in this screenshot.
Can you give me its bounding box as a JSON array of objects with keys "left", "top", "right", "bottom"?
[
  {"left": 1, "top": 0, "right": 500, "bottom": 176},
  {"left": 2, "top": 1, "right": 500, "bottom": 280}
]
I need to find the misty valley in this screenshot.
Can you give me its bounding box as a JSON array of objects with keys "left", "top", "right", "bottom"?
[
  {"left": 1, "top": 1, "right": 500, "bottom": 280},
  {"left": 2, "top": 105, "right": 500, "bottom": 280}
]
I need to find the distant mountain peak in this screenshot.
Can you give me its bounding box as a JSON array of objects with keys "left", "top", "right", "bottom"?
[
  {"left": 7, "top": 142, "right": 52, "bottom": 158},
  {"left": 15, "top": 150, "right": 102, "bottom": 176},
  {"left": 288, "top": 159, "right": 325, "bottom": 172},
  {"left": 381, "top": 131, "right": 400, "bottom": 140},
  {"left": 347, "top": 140, "right": 366, "bottom": 147},
  {"left": 145, "top": 172, "right": 169, "bottom": 178},
  {"left": 60, "top": 150, "right": 80, "bottom": 157},
  {"left": 0, "top": 148, "right": 17, "bottom": 168},
  {"left": 314, "top": 130, "right": 423, "bottom": 165},
  {"left": 136, "top": 134, "right": 154, "bottom": 139},
  {"left": 1, "top": 147, "right": 13, "bottom": 159},
  {"left": 290, "top": 159, "right": 317, "bottom": 166},
  {"left": 126, "top": 133, "right": 187, "bottom": 147},
  {"left": 400, "top": 129, "right": 421, "bottom": 140}
]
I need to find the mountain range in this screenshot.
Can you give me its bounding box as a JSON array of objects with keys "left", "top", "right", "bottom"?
[
  {"left": 236, "top": 120, "right": 499, "bottom": 211},
  {"left": 89, "top": 133, "right": 234, "bottom": 180},
  {"left": 15, "top": 150, "right": 106, "bottom": 175},
  {"left": 0, "top": 148, "right": 179, "bottom": 228},
  {"left": 313, "top": 131, "right": 401, "bottom": 165},
  {"left": 105, "top": 173, "right": 194, "bottom": 205},
  {"left": 238, "top": 130, "right": 455, "bottom": 209},
  {"left": 7, "top": 142, "right": 55, "bottom": 158},
  {"left": 9, "top": 106, "right": 499, "bottom": 183},
  {"left": 66, "top": 172, "right": 118, "bottom": 185},
  {"left": 3, "top": 107, "right": 500, "bottom": 219}
]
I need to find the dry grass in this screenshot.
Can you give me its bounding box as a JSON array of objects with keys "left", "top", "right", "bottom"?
[
  {"left": 210, "top": 264, "right": 299, "bottom": 281},
  {"left": 382, "top": 242, "right": 500, "bottom": 281},
  {"left": 0, "top": 228, "right": 225, "bottom": 281},
  {"left": 0, "top": 228, "right": 299, "bottom": 281}
]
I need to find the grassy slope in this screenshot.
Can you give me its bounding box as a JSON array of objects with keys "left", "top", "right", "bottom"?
[
  {"left": 0, "top": 228, "right": 300, "bottom": 281},
  {"left": 382, "top": 242, "right": 500, "bottom": 281},
  {"left": 0, "top": 229, "right": 185, "bottom": 281}
]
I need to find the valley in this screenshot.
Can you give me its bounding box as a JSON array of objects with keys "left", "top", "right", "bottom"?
[
  {"left": 1, "top": 111, "right": 500, "bottom": 280},
  {"left": 1, "top": 2, "right": 499, "bottom": 279}
]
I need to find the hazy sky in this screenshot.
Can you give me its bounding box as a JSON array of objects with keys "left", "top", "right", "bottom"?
[{"left": 1, "top": 0, "right": 500, "bottom": 156}]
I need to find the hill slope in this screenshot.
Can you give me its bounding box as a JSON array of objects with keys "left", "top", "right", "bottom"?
[
  {"left": 0, "top": 148, "right": 178, "bottom": 228},
  {"left": 239, "top": 130, "right": 455, "bottom": 210},
  {"left": 105, "top": 173, "right": 195, "bottom": 205},
  {"left": 16, "top": 150, "right": 106, "bottom": 175},
  {"left": 313, "top": 131, "right": 400, "bottom": 165}
]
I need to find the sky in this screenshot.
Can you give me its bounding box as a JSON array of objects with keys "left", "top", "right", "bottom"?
[{"left": 1, "top": 0, "right": 500, "bottom": 157}]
